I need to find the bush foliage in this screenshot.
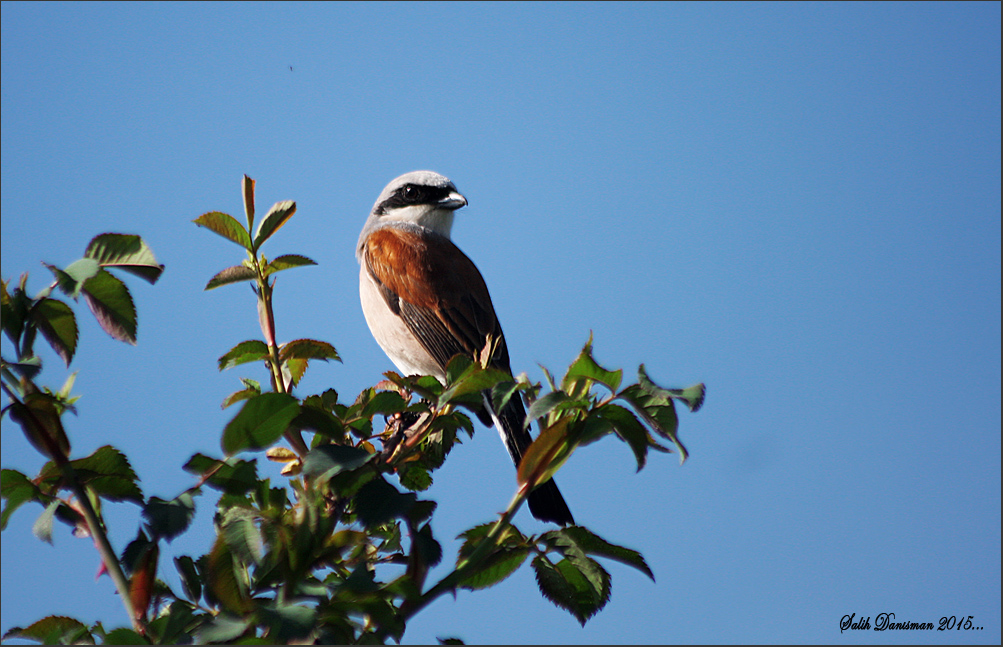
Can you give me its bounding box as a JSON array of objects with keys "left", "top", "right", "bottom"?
[{"left": 1, "top": 176, "right": 704, "bottom": 644}]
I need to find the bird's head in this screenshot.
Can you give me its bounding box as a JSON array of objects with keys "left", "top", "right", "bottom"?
[{"left": 367, "top": 169, "right": 466, "bottom": 234}]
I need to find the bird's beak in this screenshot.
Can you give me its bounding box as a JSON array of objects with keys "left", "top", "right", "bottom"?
[{"left": 438, "top": 191, "right": 467, "bottom": 211}]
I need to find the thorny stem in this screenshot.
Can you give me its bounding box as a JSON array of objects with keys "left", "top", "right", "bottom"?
[
  {"left": 382, "top": 485, "right": 529, "bottom": 640},
  {"left": 67, "top": 467, "right": 144, "bottom": 633},
  {"left": 251, "top": 254, "right": 308, "bottom": 456},
  {"left": 253, "top": 264, "right": 284, "bottom": 393},
  {"left": 0, "top": 378, "right": 144, "bottom": 634}
]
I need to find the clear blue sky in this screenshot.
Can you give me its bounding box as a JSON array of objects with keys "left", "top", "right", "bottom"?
[{"left": 2, "top": 2, "right": 999, "bottom": 644}]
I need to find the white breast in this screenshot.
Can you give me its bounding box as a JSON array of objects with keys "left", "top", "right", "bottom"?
[{"left": 359, "top": 264, "right": 446, "bottom": 380}]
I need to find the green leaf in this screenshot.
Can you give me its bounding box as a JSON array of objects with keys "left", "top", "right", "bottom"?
[
  {"left": 316, "top": 388, "right": 339, "bottom": 411},
  {"left": 667, "top": 382, "right": 706, "bottom": 412},
  {"left": 263, "top": 254, "right": 317, "bottom": 278},
  {"left": 222, "top": 392, "right": 300, "bottom": 454},
  {"left": 562, "top": 337, "right": 622, "bottom": 393},
  {"left": 2, "top": 616, "right": 92, "bottom": 645},
  {"left": 354, "top": 478, "right": 417, "bottom": 529},
  {"left": 258, "top": 601, "right": 317, "bottom": 644},
  {"left": 643, "top": 402, "right": 681, "bottom": 459},
  {"left": 174, "top": 555, "right": 203, "bottom": 602},
  {"left": 7, "top": 355, "right": 42, "bottom": 380},
  {"left": 52, "top": 445, "right": 144, "bottom": 504},
  {"left": 438, "top": 361, "right": 512, "bottom": 409},
  {"left": 205, "top": 264, "right": 257, "bottom": 290},
  {"left": 155, "top": 601, "right": 196, "bottom": 645},
  {"left": 196, "top": 614, "right": 251, "bottom": 644},
  {"left": 408, "top": 499, "right": 438, "bottom": 525},
  {"left": 143, "top": 493, "right": 197, "bottom": 542},
  {"left": 193, "top": 211, "right": 252, "bottom": 250},
  {"left": 206, "top": 535, "right": 252, "bottom": 615},
  {"left": 592, "top": 403, "right": 651, "bottom": 471},
  {"left": 556, "top": 538, "right": 609, "bottom": 606},
  {"left": 285, "top": 357, "right": 308, "bottom": 386},
  {"left": 637, "top": 365, "right": 706, "bottom": 412},
  {"left": 21, "top": 324, "right": 39, "bottom": 364},
  {"left": 84, "top": 233, "right": 164, "bottom": 284},
  {"left": 219, "top": 507, "right": 263, "bottom": 566},
  {"left": 540, "top": 364, "right": 558, "bottom": 392},
  {"left": 549, "top": 526, "right": 654, "bottom": 581},
  {"left": 302, "top": 445, "right": 374, "bottom": 483},
  {"left": 1, "top": 469, "right": 43, "bottom": 530},
  {"left": 81, "top": 268, "right": 137, "bottom": 344},
  {"left": 490, "top": 380, "right": 522, "bottom": 415},
  {"left": 278, "top": 339, "right": 341, "bottom": 385},
  {"left": 619, "top": 366, "right": 698, "bottom": 463},
  {"left": 222, "top": 386, "right": 261, "bottom": 409},
  {"left": 30, "top": 298, "right": 78, "bottom": 366},
  {"left": 443, "top": 354, "right": 474, "bottom": 384},
  {"left": 411, "top": 522, "right": 443, "bottom": 569},
  {"left": 532, "top": 554, "right": 610, "bottom": 626},
  {"left": 279, "top": 338, "right": 341, "bottom": 362},
  {"left": 183, "top": 454, "right": 260, "bottom": 495},
  {"left": 359, "top": 390, "right": 408, "bottom": 420},
  {"left": 218, "top": 339, "right": 269, "bottom": 370},
  {"left": 252, "top": 200, "right": 296, "bottom": 251},
  {"left": 532, "top": 555, "right": 581, "bottom": 622},
  {"left": 576, "top": 410, "right": 614, "bottom": 447},
  {"left": 7, "top": 393, "right": 71, "bottom": 460},
  {"left": 221, "top": 379, "right": 262, "bottom": 409},
  {"left": 459, "top": 546, "right": 529, "bottom": 590},
  {"left": 619, "top": 382, "right": 686, "bottom": 463},
  {"left": 105, "top": 628, "right": 152, "bottom": 644},
  {"left": 1, "top": 278, "right": 30, "bottom": 347},
  {"left": 120, "top": 529, "right": 154, "bottom": 573},
  {"left": 48, "top": 258, "right": 100, "bottom": 299},
  {"left": 397, "top": 463, "right": 433, "bottom": 492},
  {"left": 526, "top": 390, "right": 583, "bottom": 427},
  {"left": 339, "top": 563, "right": 381, "bottom": 593},
  {"left": 459, "top": 521, "right": 529, "bottom": 561},
  {"left": 570, "top": 555, "right": 611, "bottom": 618},
  {"left": 415, "top": 413, "right": 472, "bottom": 470},
  {"left": 291, "top": 402, "right": 344, "bottom": 440}
]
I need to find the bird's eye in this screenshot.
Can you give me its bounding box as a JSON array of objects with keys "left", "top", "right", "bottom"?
[{"left": 402, "top": 185, "right": 419, "bottom": 201}]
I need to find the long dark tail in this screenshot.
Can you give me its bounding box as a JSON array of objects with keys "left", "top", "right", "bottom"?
[{"left": 482, "top": 393, "right": 575, "bottom": 526}]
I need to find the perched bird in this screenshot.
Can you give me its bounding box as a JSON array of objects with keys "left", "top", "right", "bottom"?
[{"left": 357, "top": 171, "right": 574, "bottom": 525}]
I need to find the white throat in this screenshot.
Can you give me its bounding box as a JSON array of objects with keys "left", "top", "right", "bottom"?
[{"left": 386, "top": 204, "right": 455, "bottom": 238}]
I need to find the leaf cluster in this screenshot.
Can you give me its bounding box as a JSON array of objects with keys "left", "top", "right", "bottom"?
[
  {"left": 518, "top": 335, "right": 705, "bottom": 492},
  {"left": 2, "top": 233, "right": 163, "bottom": 461}
]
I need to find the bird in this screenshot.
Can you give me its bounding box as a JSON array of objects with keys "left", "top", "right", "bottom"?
[{"left": 357, "top": 171, "right": 575, "bottom": 526}]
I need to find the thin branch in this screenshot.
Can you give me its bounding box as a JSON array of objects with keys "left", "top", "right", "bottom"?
[{"left": 249, "top": 253, "right": 308, "bottom": 457}]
